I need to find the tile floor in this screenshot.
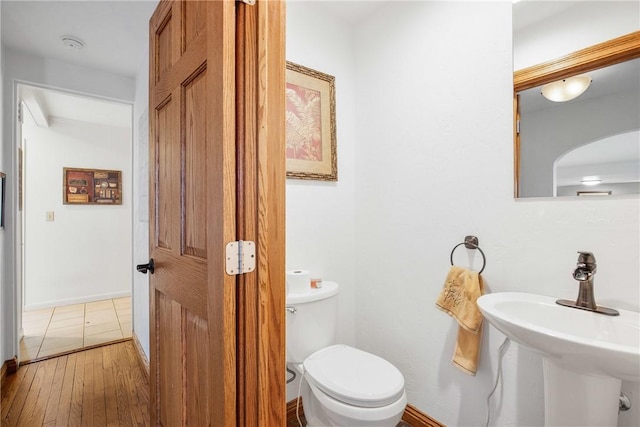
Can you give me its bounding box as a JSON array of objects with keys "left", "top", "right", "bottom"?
[{"left": 20, "top": 296, "right": 132, "bottom": 361}]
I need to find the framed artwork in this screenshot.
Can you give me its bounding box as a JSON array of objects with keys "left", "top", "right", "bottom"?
[
  {"left": 63, "top": 167, "right": 122, "bottom": 205},
  {"left": 285, "top": 61, "right": 337, "bottom": 181}
]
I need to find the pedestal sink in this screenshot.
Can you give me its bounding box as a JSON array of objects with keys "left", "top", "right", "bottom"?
[{"left": 477, "top": 292, "right": 640, "bottom": 426}]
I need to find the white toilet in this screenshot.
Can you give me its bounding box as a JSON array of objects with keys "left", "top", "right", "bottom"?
[{"left": 286, "top": 281, "right": 407, "bottom": 426}]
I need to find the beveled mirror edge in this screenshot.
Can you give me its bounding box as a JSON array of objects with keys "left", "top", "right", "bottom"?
[{"left": 513, "top": 31, "right": 640, "bottom": 198}]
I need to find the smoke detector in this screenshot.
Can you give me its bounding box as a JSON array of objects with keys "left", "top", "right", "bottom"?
[{"left": 61, "top": 35, "right": 85, "bottom": 50}]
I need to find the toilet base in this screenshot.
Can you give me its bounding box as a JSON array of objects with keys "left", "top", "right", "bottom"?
[{"left": 300, "top": 375, "right": 407, "bottom": 427}]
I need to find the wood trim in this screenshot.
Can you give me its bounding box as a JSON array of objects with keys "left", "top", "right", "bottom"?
[
  {"left": 402, "top": 403, "right": 446, "bottom": 427},
  {"left": 19, "top": 339, "right": 131, "bottom": 366},
  {"left": 286, "top": 398, "right": 305, "bottom": 424},
  {"left": 1, "top": 357, "right": 18, "bottom": 384},
  {"left": 256, "top": 1, "right": 286, "bottom": 424},
  {"left": 236, "top": 0, "right": 286, "bottom": 425},
  {"left": 205, "top": 1, "right": 238, "bottom": 426},
  {"left": 132, "top": 332, "right": 150, "bottom": 380},
  {"left": 514, "top": 31, "right": 640, "bottom": 92},
  {"left": 235, "top": 4, "right": 258, "bottom": 426}
]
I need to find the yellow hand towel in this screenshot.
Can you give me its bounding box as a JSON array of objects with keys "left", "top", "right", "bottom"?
[{"left": 436, "top": 265, "right": 485, "bottom": 375}]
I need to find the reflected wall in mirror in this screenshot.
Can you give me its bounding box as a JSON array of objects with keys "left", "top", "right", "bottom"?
[
  {"left": 513, "top": 1, "right": 640, "bottom": 198},
  {"left": 517, "top": 56, "right": 640, "bottom": 197}
]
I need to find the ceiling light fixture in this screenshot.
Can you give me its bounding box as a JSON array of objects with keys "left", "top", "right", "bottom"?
[
  {"left": 541, "top": 74, "right": 592, "bottom": 102},
  {"left": 61, "top": 35, "right": 85, "bottom": 50},
  {"left": 581, "top": 176, "right": 602, "bottom": 186}
]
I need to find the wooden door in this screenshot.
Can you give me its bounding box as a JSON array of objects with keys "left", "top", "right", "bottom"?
[
  {"left": 148, "top": 0, "right": 286, "bottom": 425},
  {"left": 149, "top": 1, "right": 236, "bottom": 425}
]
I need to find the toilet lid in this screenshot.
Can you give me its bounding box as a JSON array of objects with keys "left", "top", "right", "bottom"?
[{"left": 303, "top": 345, "right": 405, "bottom": 408}]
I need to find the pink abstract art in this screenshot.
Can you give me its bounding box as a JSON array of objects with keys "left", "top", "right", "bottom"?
[{"left": 285, "top": 82, "right": 323, "bottom": 161}]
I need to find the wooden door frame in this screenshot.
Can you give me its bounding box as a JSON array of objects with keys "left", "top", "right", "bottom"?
[
  {"left": 236, "top": 0, "right": 286, "bottom": 424},
  {"left": 147, "top": 0, "right": 285, "bottom": 424}
]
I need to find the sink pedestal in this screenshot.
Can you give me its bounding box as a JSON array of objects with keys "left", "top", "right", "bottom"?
[
  {"left": 478, "top": 292, "right": 639, "bottom": 426},
  {"left": 543, "top": 358, "right": 621, "bottom": 426}
]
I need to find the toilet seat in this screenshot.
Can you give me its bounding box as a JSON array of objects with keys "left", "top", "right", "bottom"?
[{"left": 303, "top": 344, "right": 405, "bottom": 408}]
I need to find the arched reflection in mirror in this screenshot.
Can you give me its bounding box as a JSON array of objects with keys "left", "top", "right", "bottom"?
[
  {"left": 554, "top": 130, "right": 640, "bottom": 197},
  {"left": 514, "top": 32, "right": 640, "bottom": 198}
]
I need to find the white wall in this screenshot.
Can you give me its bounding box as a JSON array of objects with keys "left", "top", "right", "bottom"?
[
  {"left": 1, "top": 47, "right": 135, "bottom": 363},
  {"left": 285, "top": 1, "right": 358, "bottom": 401},
  {"left": 22, "top": 117, "right": 132, "bottom": 309},
  {"left": 352, "top": 2, "right": 639, "bottom": 427},
  {"left": 132, "top": 45, "right": 151, "bottom": 359},
  {"left": 514, "top": 1, "right": 640, "bottom": 70},
  {"left": 285, "top": 1, "right": 640, "bottom": 425}
]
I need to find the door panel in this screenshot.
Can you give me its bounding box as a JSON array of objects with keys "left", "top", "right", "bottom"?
[
  {"left": 183, "top": 1, "right": 207, "bottom": 51},
  {"left": 149, "top": 1, "right": 236, "bottom": 425},
  {"left": 155, "top": 94, "right": 178, "bottom": 251},
  {"left": 183, "top": 67, "right": 208, "bottom": 259},
  {"left": 147, "top": 1, "right": 286, "bottom": 425}
]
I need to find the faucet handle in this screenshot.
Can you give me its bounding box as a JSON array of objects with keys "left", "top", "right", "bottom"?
[{"left": 577, "top": 251, "right": 596, "bottom": 266}]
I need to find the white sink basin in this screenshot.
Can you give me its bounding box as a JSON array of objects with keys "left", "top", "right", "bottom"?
[
  {"left": 477, "top": 292, "right": 640, "bottom": 426},
  {"left": 477, "top": 292, "right": 640, "bottom": 381}
]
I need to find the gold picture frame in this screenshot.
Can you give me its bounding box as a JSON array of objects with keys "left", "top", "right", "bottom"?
[
  {"left": 285, "top": 61, "right": 337, "bottom": 181},
  {"left": 63, "top": 167, "right": 122, "bottom": 205}
]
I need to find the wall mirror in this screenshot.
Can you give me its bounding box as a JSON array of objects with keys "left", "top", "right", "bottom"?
[{"left": 513, "top": 9, "right": 640, "bottom": 198}]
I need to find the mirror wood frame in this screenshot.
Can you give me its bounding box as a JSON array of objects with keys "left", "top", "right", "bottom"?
[{"left": 513, "top": 31, "right": 640, "bottom": 198}]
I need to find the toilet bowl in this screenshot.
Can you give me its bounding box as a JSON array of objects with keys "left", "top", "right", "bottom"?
[
  {"left": 297, "top": 345, "right": 407, "bottom": 427},
  {"left": 286, "top": 281, "right": 406, "bottom": 426}
]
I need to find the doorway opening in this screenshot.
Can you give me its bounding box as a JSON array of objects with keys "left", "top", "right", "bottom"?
[{"left": 16, "top": 82, "right": 134, "bottom": 363}]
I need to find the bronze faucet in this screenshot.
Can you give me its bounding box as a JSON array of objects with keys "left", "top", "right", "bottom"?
[{"left": 556, "top": 251, "right": 619, "bottom": 316}]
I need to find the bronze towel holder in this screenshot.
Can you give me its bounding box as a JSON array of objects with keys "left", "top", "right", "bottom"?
[{"left": 450, "top": 235, "right": 486, "bottom": 273}]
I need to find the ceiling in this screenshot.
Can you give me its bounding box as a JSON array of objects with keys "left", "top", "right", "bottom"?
[
  {"left": 0, "top": 0, "right": 381, "bottom": 81},
  {"left": 4, "top": 0, "right": 637, "bottom": 144},
  {"left": 306, "top": 0, "right": 388, "bottom": 24},
  {"left": 1, "top": 0, "right": 158, "bottom": 78},
  {"left": 20, "top": 84, "right": 132, "bottom": 129},
  {"left": 2, "top": 1, "right": 157, "bottom": 128}
]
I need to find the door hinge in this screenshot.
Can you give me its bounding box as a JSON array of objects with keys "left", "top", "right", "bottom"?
[
  {"left": 225, "top": 240, "right": 256, "bottom": 275},
  {"left": 239, "top": 0, "right": 255, "bottom": 5},
  {"left": 516, "top": 119, "right": 521, "bottom": 135},
  {"left": 17, "top": 102, "right": 23, "bottom": 123}
]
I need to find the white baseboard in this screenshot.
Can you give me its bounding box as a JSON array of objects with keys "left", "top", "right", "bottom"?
[{"left": 23, "top": 291, "right": 132, "bottom": 311}]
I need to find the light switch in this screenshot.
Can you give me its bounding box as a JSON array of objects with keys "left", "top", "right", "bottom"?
[{"left": 46, "top": 211, "right": 55, "bottom": 222}]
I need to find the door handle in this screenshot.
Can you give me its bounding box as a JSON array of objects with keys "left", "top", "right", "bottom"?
[{"left": 136, "top": 258, "right": 155, "bottom": 274}]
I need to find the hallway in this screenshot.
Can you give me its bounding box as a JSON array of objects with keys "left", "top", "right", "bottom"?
[
  {"left": 21, "top": 297, "right": 132, "bottom": 362},
  {"left": 1, "top": 340, "right": 149, "bottom": 426}
]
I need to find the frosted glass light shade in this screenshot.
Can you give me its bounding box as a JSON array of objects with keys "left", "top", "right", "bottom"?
[
  {"left": 581, "top": 176, "right": 602, "bottom": 186},
  {"left": 541, "top": 75, "right": 592, "bottom": 102}
]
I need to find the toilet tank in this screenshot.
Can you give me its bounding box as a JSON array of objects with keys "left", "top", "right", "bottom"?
[{"left": 286, "top": 281, "right": 339, "bottom": 364}]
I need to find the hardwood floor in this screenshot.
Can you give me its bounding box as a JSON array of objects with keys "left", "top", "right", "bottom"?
[{"left": 1, "top": 340, "right": 149, "bottom": 426}]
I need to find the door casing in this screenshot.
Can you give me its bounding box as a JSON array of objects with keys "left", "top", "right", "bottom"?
[{"left": 147, "top": 0, "right": 286, "bottom": 424}]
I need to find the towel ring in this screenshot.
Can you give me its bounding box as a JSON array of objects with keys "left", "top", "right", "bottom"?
[{"left": 450, "top": 236, "right": 486, "bottom": 274}]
